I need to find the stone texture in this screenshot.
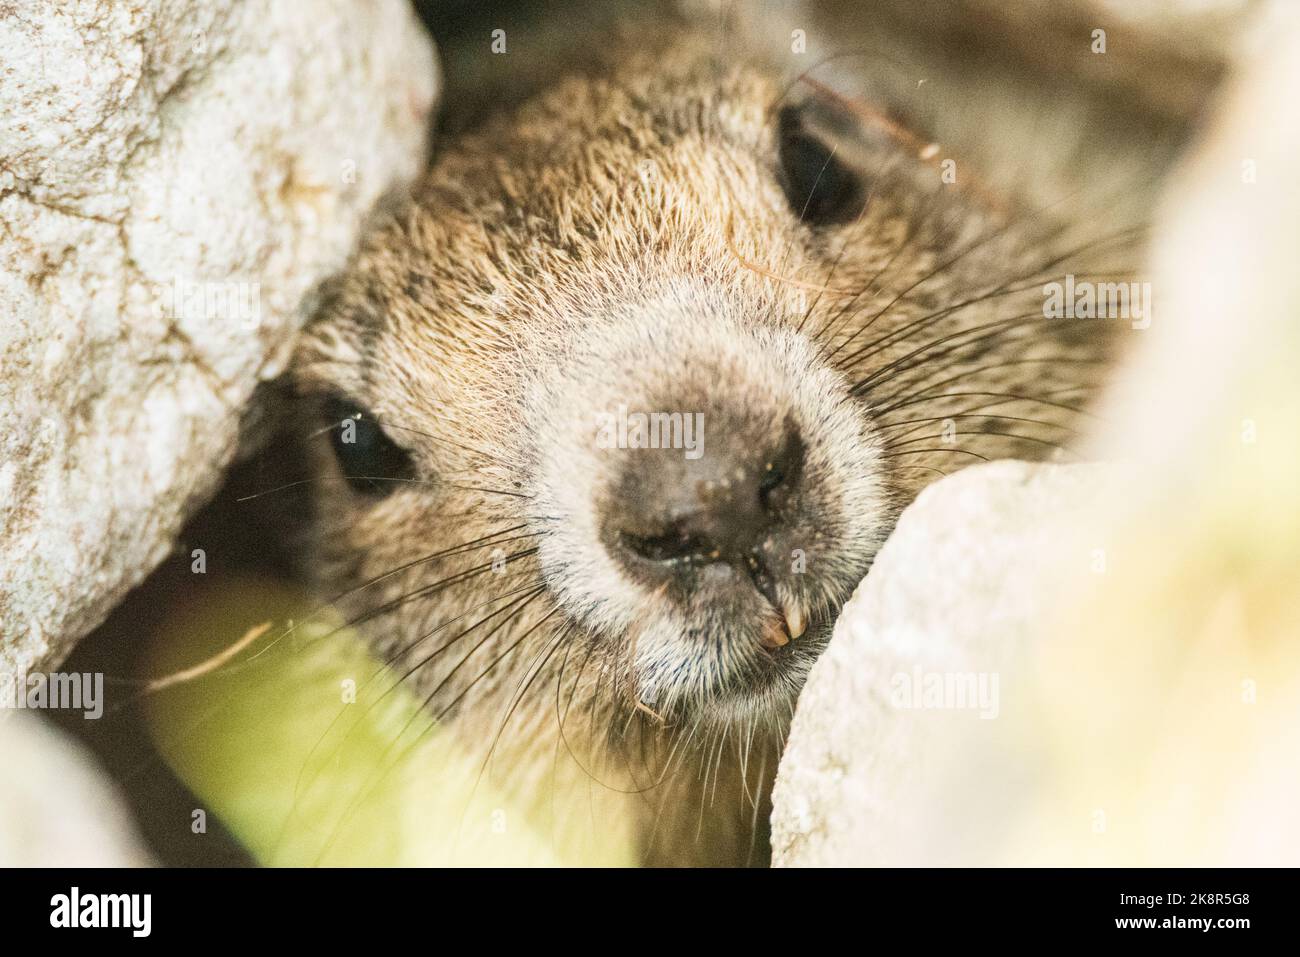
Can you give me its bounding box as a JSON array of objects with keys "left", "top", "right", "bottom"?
[
  {"left": 770, "top": 461, "right": 1119, "bottom": 866},
  {"left": 0, "top": 713, "right": 151, "bottom": 866},
  {"left": 0, "top": 1, "right": 438, "bottom": 672}
]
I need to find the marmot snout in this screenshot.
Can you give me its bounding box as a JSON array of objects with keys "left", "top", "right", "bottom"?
[{"left": 529, "top": 293, "right": 888, "bottom": 729}]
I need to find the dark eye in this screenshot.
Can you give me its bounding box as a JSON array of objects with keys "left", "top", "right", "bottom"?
[
  {"left": 777, "top": 107, "right": 864, "bottom": 226},
  {"left": 323, "top": 396, "right": 416, "bottom": 497}
]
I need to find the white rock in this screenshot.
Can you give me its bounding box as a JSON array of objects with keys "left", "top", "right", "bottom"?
[
  {"left": 771, "top": 461, "right": 1121, "bottom": 866},
  {"left": 0, "top": 1, "right": 438, "bottom": 672},
  {"left": 0, "top": 713, "right": 151, "bottom": 866}
]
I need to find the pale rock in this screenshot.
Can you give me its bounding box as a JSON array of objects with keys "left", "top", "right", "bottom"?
[
  {"left": 0, "top": 1, "right": 438, "bottom": 673},
  {"left": 771, "top": 461, "right": 1121, "bottom": 866},
  {"left": 0, "top": 713, "right": 151, "bottom": 866}
]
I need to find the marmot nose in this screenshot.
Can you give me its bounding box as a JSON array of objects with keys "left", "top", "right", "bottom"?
[{"left": 607, "top": 422, "right": 804, "bottom": 583}]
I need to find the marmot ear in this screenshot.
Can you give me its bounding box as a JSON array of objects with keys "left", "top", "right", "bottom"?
[
  {"left": 322, "top": 396, "right": 417, "bottom": 497},
  {"left": 776, "top": 105, "right": 865, "bottom": 227}
]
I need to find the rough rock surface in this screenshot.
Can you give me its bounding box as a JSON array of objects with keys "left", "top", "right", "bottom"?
[
  {"left": 0, "top": 1, "right": 437, "bottom": 672},
  {"left": 0, "top": 713, "right": 151, "bottom": 866},
  {"left": 770, "top": 461, "right": 1119, "bottom": 866}
]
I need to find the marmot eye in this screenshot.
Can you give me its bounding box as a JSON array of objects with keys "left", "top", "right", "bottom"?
[
  {"left": 323, "top": 396, "right": 416, "bottom": 497},
  {"left": 777, "top": 107, "right": 864, "bottom": 226}
]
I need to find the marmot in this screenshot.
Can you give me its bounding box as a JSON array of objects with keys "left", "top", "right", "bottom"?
[{"left": 291, "top": 1, "right": 1158, "bottom": 865}]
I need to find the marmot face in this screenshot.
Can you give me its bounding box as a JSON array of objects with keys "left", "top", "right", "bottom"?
[{"left": 292, "top": 24, "right": 1114, "bottom": 835}]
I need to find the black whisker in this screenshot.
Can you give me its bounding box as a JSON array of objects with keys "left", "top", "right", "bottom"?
[{"left": 235, "top": 474, "right": 533, "bottom": 503}]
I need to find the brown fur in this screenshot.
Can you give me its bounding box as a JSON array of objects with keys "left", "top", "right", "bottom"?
[{"left": 292, "top": 9, "right": 1152, "bottom": 865}]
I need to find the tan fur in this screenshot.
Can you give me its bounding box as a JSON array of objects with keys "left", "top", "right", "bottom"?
[{"left": 292, "top": 11, "right": 1146, "bottom": 865}]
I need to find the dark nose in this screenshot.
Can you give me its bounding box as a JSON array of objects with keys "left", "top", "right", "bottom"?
[{"left": 607, "top": 421, "right": 804, "bottom": 592}]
